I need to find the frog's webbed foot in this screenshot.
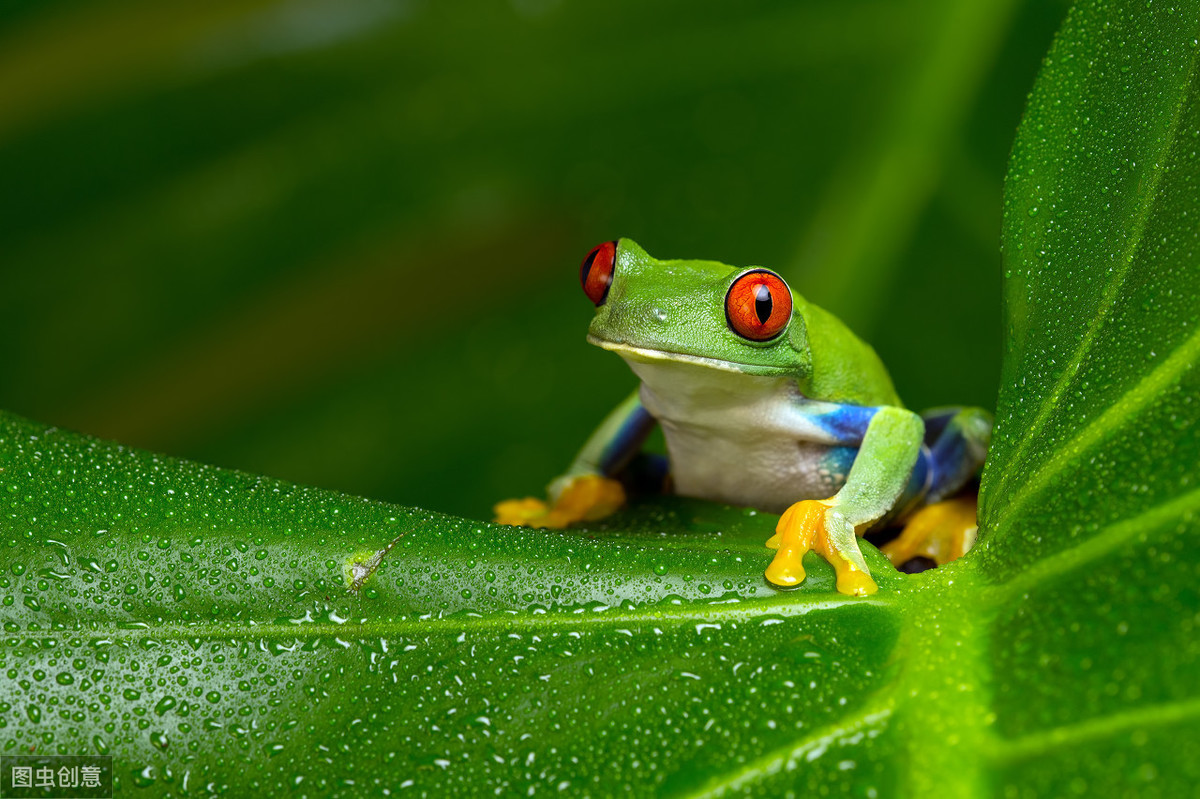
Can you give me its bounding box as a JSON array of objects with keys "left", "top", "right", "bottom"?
[
  {"left": 765, "top": 499, "right": 878, "bottom": 596},
  {"left": 493, "top": 474, "right": 626, "bottom": 529},
  {"left": 881, "top": 494, "right": 978, "bottom": 567}
]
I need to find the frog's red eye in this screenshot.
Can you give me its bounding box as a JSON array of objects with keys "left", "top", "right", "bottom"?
[
  {"left": 725, "top": 269, "right": 791, "bottom": 341},
  {"left": 580, "top": 241, "right": 617, "bottom": 306}
]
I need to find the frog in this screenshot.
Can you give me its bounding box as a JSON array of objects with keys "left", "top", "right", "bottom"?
[{"left": 494, "top": 239, "right": 992, "bottom": 596}]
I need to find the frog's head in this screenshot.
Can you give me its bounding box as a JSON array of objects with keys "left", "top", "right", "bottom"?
[{"left": 580, "top": 238, "right": 812, "bottom": 379}]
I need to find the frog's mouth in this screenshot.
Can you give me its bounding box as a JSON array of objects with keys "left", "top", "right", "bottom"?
[{"left": 587, "top": 335, "right": 793, "bottom": 376}]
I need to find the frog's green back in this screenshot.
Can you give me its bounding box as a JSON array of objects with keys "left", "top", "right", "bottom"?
[{"left": 795, "top": 297, "right": 902, "bottom": 407}]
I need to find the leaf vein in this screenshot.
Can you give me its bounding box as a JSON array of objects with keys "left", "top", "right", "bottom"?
[
  {"left": 991, "top": 320, "right": 1200, "bottom": 533},
  {"left": 994, "top": 482, "right": 1200, "bottom": 597},
  {"left": 13, "top": 596, "right": 892, "bottom": 642},
  {"left": 681, "top": 706, "right": 893, "bottom": 798},
  {"left": 987, "top": 696, "right": 1200, "bottom": 765},
  {"left": 993, "top": 26, "right": 1200, "bottom": 505}
]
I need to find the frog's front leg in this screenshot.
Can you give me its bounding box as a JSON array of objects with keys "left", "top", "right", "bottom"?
[
  {"left": 765, "top": 406, "right": 923, "bottom": 596},
  {"left": 494, "top": 389, "right": 656, "bottom": 528}
]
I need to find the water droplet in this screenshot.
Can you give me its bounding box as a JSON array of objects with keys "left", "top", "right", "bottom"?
[{"left": 133, "top": 765, "right": 157, "bottom": 787}]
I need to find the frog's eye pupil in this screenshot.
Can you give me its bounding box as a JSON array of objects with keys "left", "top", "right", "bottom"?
[
  {"left": 580, "top": 240, "right": 618, "bottom": 306},
  {"left": 754, "top": 285, "right": 772, "bottom": 324},
  {"left": 725, "top": 270, "right": 791, "bottom": 341}
]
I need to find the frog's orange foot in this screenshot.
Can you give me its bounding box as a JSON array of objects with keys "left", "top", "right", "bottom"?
[
  {"left": 765, "top": 499, "right": 877, "bottom": 596},
  {"left": 493, "top": 475, "right": 626, "bottom": 529},
  {"left": 882, "top": 495, "right": 978, "bottom": 567},
  {"left": 493, "top": 497, "right": 557, "bottom": 528}
]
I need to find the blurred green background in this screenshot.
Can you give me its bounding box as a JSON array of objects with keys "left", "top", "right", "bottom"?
[{"left": 0, "top": 0, "right": 1067, "bottom": 521}]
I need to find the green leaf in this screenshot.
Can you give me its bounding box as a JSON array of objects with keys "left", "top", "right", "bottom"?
[
  {"left": 979, "top": 0, "right": 1200, "bottom": 790},
  {"left": 0, "top": 412, "right": 914, "bottom": 794},
  {"left": 2, "top": 0, "right": 1199, "bottom": 796}
]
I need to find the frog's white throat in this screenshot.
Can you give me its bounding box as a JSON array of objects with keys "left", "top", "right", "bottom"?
[
  {"left": 588, "top": 336, "right": 842, "bottom": 514},
  {"left": 617, "top": 348, "right": 797, "bottom": 419},
  {"left": 589, "top": 335, "right": 800, "bottom": 417}
]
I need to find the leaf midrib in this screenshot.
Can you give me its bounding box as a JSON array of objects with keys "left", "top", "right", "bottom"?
[{"left": 10, "top": 594, "right": 889, "bottom": 642}]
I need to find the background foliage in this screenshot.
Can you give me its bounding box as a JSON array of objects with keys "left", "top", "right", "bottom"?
[{"left": 0, "top": 0, "right": 1066, "bottom": 519}]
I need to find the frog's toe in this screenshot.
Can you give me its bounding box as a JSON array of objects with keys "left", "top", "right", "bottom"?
[
  {"left": 553, "top": 474, "right": 626, "bottom": 523},
  {"left": 493, "top": 475, "right": 625, "bottom": 530},
  {"left": 764, "top": 500, "right": 824, "bottom": 586},
  {"left": 493, "top": 497, "right": 555, "bottom": 528},
  {"left": 882, "top": 494, "right": 978, "bottom": 567},
  {"left": 765, "top": 499, "right": 878, "bottom": 596}
]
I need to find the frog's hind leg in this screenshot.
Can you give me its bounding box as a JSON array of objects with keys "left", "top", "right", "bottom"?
[
  {"left": 882, "top": 493, "right": 978, "bottom": 567},
  {"left": 881, "top": 406, "right": 991, "bottom": 568},
  {"left": 916, "top": 406, "right": 992, "bottom": 505}
]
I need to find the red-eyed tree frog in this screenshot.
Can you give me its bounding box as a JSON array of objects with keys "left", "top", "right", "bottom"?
[{"left": 496, "top": 239, "right": 992, "bottom": 596}]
